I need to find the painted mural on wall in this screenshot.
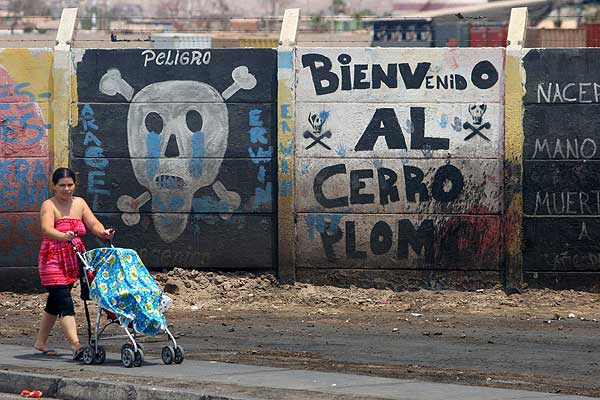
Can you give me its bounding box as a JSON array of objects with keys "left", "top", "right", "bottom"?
[
  {"left": 522, "top": 48, "right": 600, "bottom": 283},
  {"left": 71, "top": 49, "right": 277, "bottom": 269},
  {"left": 0, "top": 49, "right": 53, "bottom": 267},
  {"left": 294, "top": 48, "right": 504, "bottom": 280}
]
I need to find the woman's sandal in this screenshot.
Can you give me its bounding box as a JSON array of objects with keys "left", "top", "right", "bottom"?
[{"left": 35, "top": 348, "right": 58, "bottom": 356}]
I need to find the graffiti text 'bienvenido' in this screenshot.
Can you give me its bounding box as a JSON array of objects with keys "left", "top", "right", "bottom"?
[{"left": 302, "top": 53, "right": 499, "bottom": 96}]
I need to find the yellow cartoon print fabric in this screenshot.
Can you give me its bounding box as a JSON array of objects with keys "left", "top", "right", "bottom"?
[{"left": 84, "top": 247, "right": 167, "bottom": 336}]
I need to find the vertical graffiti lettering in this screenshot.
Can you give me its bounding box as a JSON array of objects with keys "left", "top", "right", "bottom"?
[
  {"left": 248, "top": 108, "right": 272, "bottom": 209},
  {"left": 81, "top": 104, "right": 110, "bottom": 210},
  {"left": 279, "top": 103, "right": 293, "bottom": 197}
]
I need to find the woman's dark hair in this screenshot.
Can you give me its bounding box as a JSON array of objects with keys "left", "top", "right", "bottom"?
[{"left": 51, "top": 167, "right": 77, "bottom": 185}]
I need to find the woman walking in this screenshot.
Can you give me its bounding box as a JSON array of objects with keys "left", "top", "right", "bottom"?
[{"left": 34, "top": 167, "right": 114, "bottom": 359}]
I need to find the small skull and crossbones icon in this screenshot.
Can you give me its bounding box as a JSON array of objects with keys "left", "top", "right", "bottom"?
[
  {"left": 304, "top": 112, "right": 332, "bottom": 150},
  {"left": 463, "top": 104, "right": 491, "bottom": 141}
]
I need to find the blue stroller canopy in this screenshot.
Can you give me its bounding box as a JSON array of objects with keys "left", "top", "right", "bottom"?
[{"left": 83, "top": 247, "right": 167, "bottom": 336}]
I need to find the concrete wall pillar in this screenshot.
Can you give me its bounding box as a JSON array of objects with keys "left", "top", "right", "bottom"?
[
  {"left": 503, "top": 7, "right": 528, "bottom": 292},
  {"left": 277, "top": 8, "right": 300, "bottom": 283},
  {"left": 52, "top": 7, "right": 78, "bottom": 169}
]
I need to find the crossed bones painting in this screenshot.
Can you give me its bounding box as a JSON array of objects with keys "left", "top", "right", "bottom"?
[
  {"left": 300, "top": 103, "right": 494, "bottom": 156},
  {"left": 73, "top": 49, "right": 277, "bottom": 246},
  {"left": 464, "top": 103, "right": 491, "bottom": 141}
]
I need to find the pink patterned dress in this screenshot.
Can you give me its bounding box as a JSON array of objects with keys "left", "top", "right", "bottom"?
[{"left": 38, "top": 218, "right": 87, "bottom": 286}]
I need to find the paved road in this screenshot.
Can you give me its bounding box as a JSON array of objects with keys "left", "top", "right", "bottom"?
[{"left": 0, "top": 343, "right": 597, "bottom": 400}]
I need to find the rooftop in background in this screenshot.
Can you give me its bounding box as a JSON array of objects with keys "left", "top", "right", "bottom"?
[
  {"left": 15, "top": 0, "right": 565, "bottom": 19},
  {"left": 392, "top": 0, "right": 490, "bottom": 13},
  {"left": 407, "top": 0, "right": 557, "bottom": 24},
  {"left": 0, "top": 0, "right": 596, "bottom": 48}
]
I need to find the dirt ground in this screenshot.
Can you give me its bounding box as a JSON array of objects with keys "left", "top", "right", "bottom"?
[{"left": 1, "top": 268, "right": 599, "bottom": 397}]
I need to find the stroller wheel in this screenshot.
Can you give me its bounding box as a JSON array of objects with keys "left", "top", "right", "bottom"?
[
  {"left": 133, "top": 349, "right": 144, "bottom": 367},
  {"left": 94, "top": 346, "right": 106, "bottom": 364},
  {"left": 174, "top": 345, "right": 185, "bottom": 364},
  {"left": 121, "top": 348, "right": 135, "bottom": 368},
  {"left": 161, "top": 346, "right": 175, "bottom": 365},
  {"left": 82, "top": 346, "right": 95, "bottom": 365}
]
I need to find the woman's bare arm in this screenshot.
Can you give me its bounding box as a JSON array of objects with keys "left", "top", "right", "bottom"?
[
  {"left": 40, "top": 200, "right": 72, "bottom": 241},
  {"left": 81, "top": 198, "right": 114, "bottom": 239}
]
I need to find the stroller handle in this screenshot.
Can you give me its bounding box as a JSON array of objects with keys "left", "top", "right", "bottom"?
[
  {"left": 68, "top": 228, "right": 116, "bottom": 255},
  {"left": 106, "top": 228, "right": 116, "bottom": 248},
  {"left": 68, "top": 230, "right": 80, "bottom": 253}
]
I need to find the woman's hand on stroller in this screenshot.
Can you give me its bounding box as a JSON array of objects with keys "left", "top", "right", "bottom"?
[
  {"left": 63, "top": 230, "right": 76, "bottom": 242},
  {"left": 102, "top": 228, "right": 115, "bottom": 240}
]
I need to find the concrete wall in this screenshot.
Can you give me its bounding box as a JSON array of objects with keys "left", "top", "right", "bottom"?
[
  {"left": 292, "top": 48, "right": 505, "bottom": 289},
  {"left": 3, "top": 42, "right": 600, "bottom": 292},
  {"left": 521, "top": 48, "right": 600, "bottom": 289},
  {"left": 0, "top": 49, "right": 53, "bottom": 289},
  {"left": 70, "top": 48, "right": 277, "bottom": 270}
]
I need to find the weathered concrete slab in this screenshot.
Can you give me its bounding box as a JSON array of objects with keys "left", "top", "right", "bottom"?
[
  {"left": 74, "top": 48, "right": 277, "bottom": 103},
  {"left": 521, "top": 48, "right": 600, "bottom": 287},
  {"left": 70, "top": 48, "right": 277, "bottom": 268},
  {"left": 0, "top": 266, "right": 40, "bottom": 291},
  {"left": 296, "top": 103, "right": 502, "bottom": 159},
  {"left": 523, "top": 160, "right": 600, "bottom": 216},
  {"left": 523, "top": 217, "right": 600, "bottom": 272},
  {"left": 0, "top": 50, "right": 53, "bottom": 271},
  {"left": 295, "top": 158, "right": 502, "bottom": 214},
  {"left": 0, "top": 102, "right": 50, "bottom": 158},
  {"left": 0, "top": 212, "right": 41, "bottom": 267},
  {"left": 86, "top": 213, "right": 275, "bottom": 270},
  {"left": 296, "top": 214, "right": 501, "bottom": 270},
  {"left": 293, "top": 46, "right": 505, "bottom": 285},
  {"left": 523, "top": 104, "right": 600, "bottom": 160},
  {"left": 71, "top": 157, "right": 275, "bottom": 214},
  {"left": 71, "top": 103, "right": 276, "bottom": 159},
  {"left": 522, "top": 48, "right": 600, "bottom": 105},
  {"left": 0, "top": 158, "right": 49, "bottom": 212},
  {"left": 297, "top": 268, "right": 502, "bottom": 290},
  {"left": 296, "top": 48, "right": 504, "bottom": 103},
  {"left": 525, "top": 271, "right": 600, "bottom": 290},
  {"left": 0, "top": 49, "right": 53, "bottom": 104},
  {"left": 0, "top": 49, "right": 53, "bottom": 170}
]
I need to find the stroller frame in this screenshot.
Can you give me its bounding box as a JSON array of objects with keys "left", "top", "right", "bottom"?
[{"left": 70, "top": 239, "right": 184, "bottom": 367}]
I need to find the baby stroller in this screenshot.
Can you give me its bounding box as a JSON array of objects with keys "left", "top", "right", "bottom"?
[{"left": 70, "top": 239, "right": 184, "bottom": 368}]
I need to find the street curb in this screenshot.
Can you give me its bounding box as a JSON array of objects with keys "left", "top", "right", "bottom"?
[{"left": 0, "top": 370, "right": 249, "bottom": 400}]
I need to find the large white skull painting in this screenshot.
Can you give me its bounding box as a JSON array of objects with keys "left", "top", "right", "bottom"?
[{"left": 100, "top": 67, "right": 256, "bottom": 242}]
